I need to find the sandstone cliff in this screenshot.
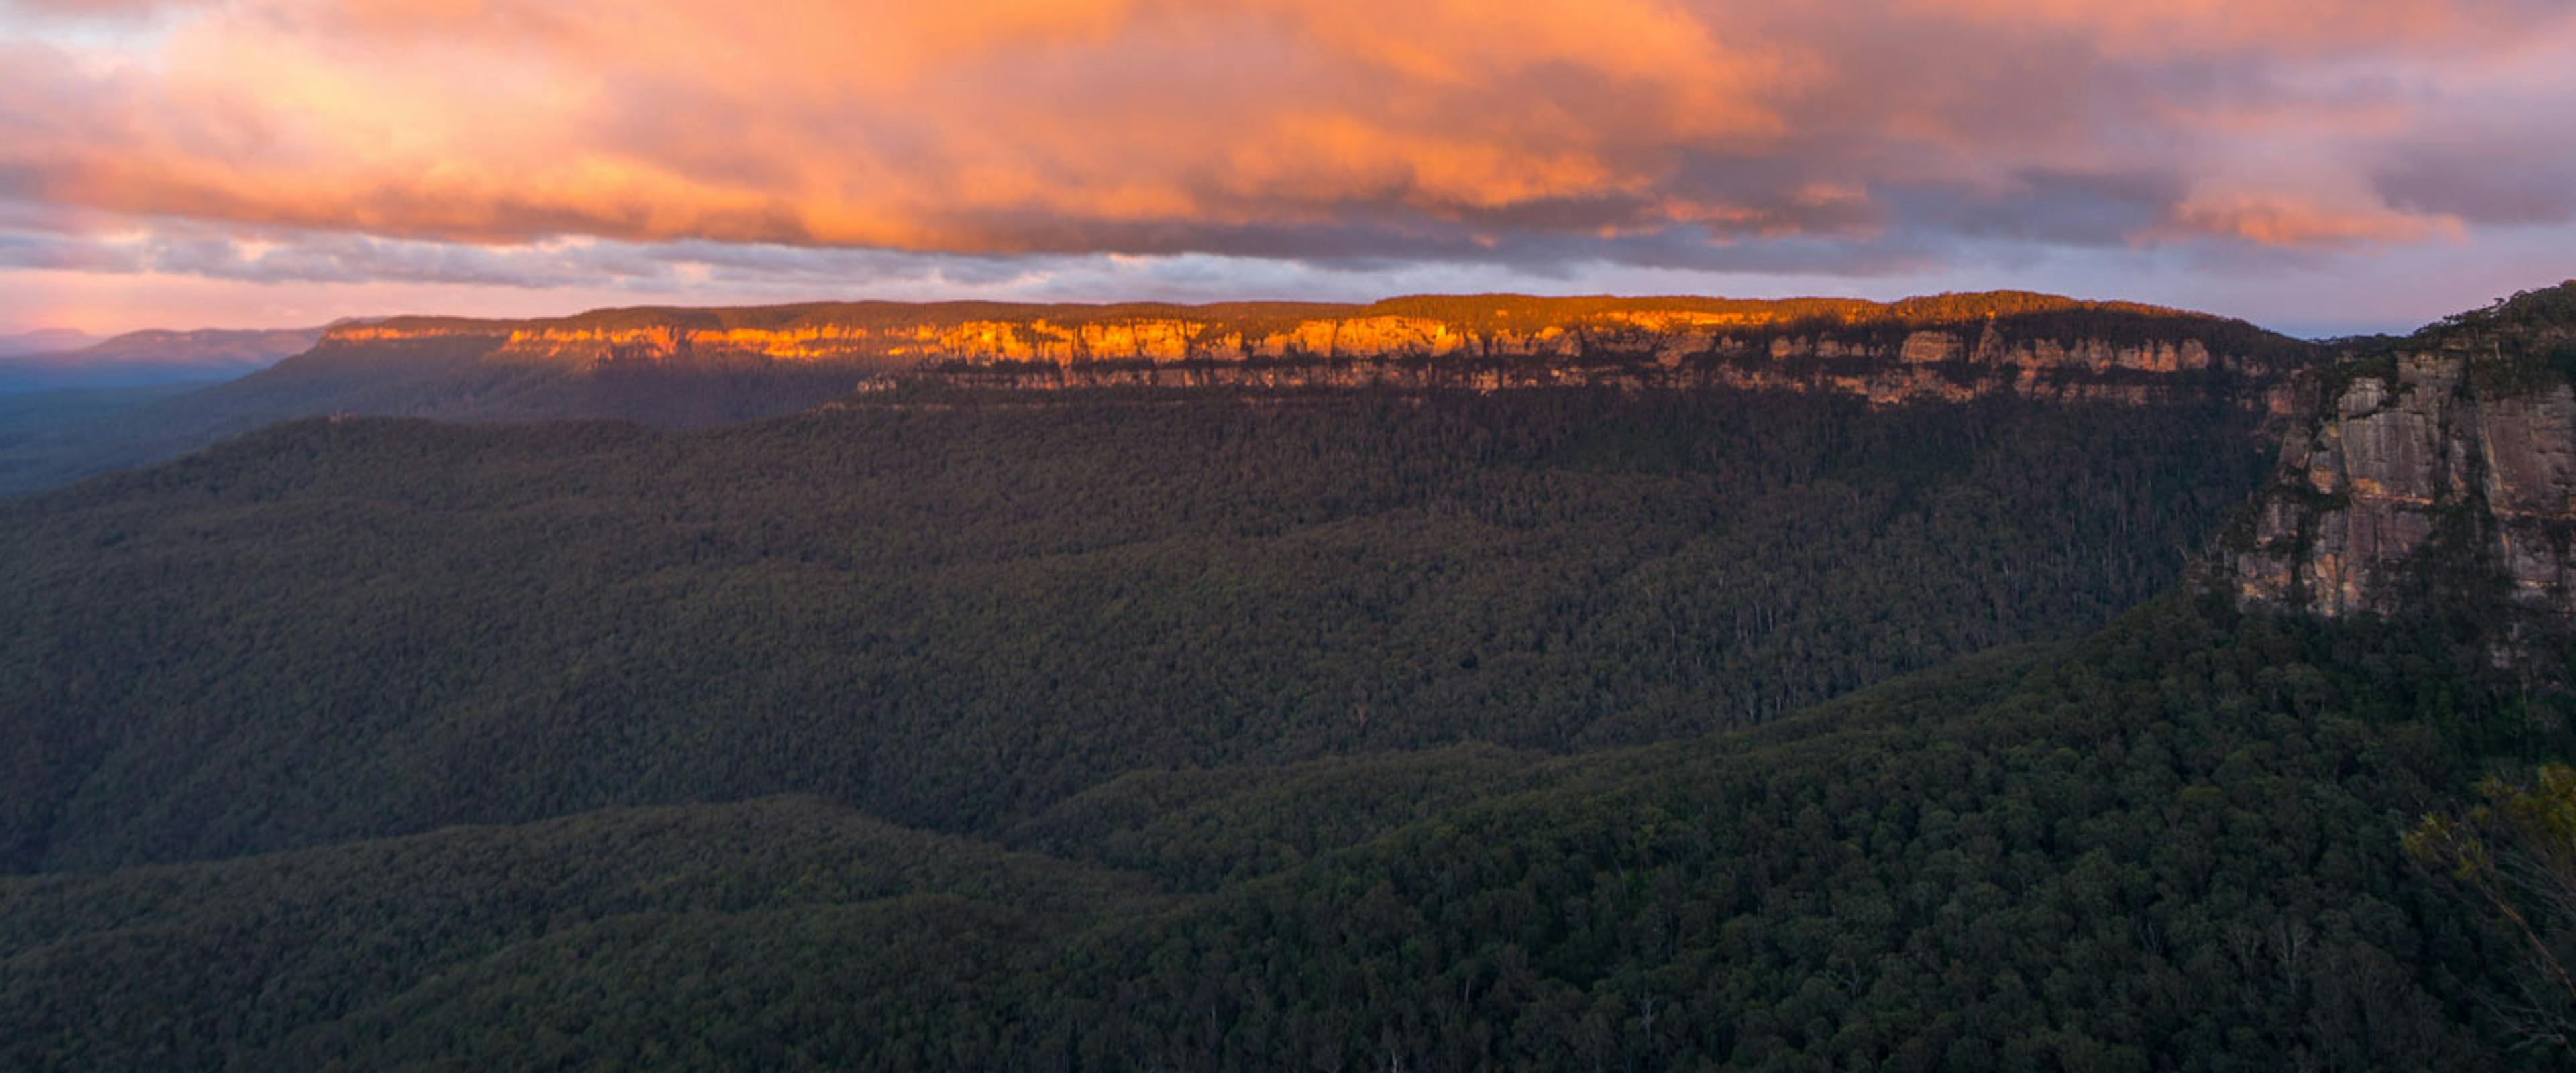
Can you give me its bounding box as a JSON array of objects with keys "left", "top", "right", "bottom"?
[
  {"left": 316, "top": 292, "right": 2313, "bottom": 408},
  {"left": 2226, "top": 284, "right": 2576, "bottom": 624}
]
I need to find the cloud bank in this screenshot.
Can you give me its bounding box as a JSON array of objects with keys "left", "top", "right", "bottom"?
[{"left": 3, "top": 0, "right": 2572, "bottom": 332}]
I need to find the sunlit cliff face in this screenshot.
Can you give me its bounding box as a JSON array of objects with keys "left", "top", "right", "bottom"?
[
  {"left": 319, "top": 294, "right": 2271, "bottom": 380},
  {"left": 297, "top": 293, "right": 2296, "bottom": 411},
  {"left": 457, "top": 315, "right": 2222, "bottom": 372},
  {"left": 2, "top": 0, "right": 2575, "bottom": 333}
]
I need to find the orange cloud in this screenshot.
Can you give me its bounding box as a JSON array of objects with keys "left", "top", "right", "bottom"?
[
  {"left": 1, "top": 0, "right": 2566, "bottom": 268},
  {"left": 2, "top": 0, "right": 1797, "bottom": 251},
  {"left": 2167, "top": 196, "right": 2464, "bottom": 247}
]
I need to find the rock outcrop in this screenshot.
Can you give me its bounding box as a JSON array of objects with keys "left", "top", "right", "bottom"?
[
  {"left": 317, "top": 292, "right": 2314, "bottom": 409},
  {"left": 2226, "top": 284, "right": 2576, "bottom": 624}
]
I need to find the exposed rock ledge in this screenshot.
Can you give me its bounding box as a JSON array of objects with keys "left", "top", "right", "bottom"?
[
  {"left": 314, "top": 293, "right": 2314, "bottom": 410},
  {"left": 2226, "top": 284, "right": 2576, "bottom": 623}
]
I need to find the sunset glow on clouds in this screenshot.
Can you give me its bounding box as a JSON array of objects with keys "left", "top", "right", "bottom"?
[{"left": 3, "top": 0, "right": 2573, "bottom": 335}]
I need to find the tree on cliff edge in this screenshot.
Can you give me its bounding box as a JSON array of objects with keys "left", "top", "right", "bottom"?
[{"left": 2409, "top": 765, "right": 2576, "bottom": 1053}]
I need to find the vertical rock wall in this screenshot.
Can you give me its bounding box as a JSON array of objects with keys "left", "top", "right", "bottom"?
[{"left": 2229, "top": 347, "right": 2576, "bottom": 622}]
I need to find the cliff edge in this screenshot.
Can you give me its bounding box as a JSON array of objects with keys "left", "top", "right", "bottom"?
[
  {"left": 310, "top": 291, "right": 2316, "bottom": 408},
  {"left": 2226, "top": 283, "right": 2576, "bottom": 630}
]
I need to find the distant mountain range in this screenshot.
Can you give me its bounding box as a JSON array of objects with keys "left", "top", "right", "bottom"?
[
  {"left": 0, "top": 328, "right": 102, "bottom": 359},
  {"left": 0, "top": 325, "right": 328, "bottom": 393}
]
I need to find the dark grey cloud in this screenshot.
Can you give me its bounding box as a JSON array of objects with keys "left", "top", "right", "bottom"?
[
  {"left": 1884, "top": 170, "right": 2187, "bottom": 248},
  {"left": 2377, "top": 144, "right": 2576, "bottom": 227}
]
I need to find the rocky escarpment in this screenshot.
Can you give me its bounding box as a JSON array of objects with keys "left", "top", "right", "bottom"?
[
  {"left": 3, "top": 292, "right": 2322, "bottom": 500},
  {"left": 2226, "top": 284, "right": 2576, "bottom": 625},
  {"left": 315, "top": 292, "right": 2316, "bottom": 410},
  {"left": 924, "top": 328, "right": 2273, "bottom": 408}
]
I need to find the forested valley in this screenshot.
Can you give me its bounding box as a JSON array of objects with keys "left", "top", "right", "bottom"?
[
  {"left": 8, "top": 585, "right": 2569, "bottom": 1070},
  {"left": 1, "top": 387, "right": 2271, "bottom": 869},
  {"left": 2, "top": 373, "right": 2570, "bottom": 1070}
]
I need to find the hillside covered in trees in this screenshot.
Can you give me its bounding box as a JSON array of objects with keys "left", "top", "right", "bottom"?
[
  {"left": 3, "top": 288, "right": 2572, "bottom": 1068},
  {"left": 2, "top": 386, "right": 2271, "bottom": 870},
  {"left": 5, "top": 586, "right": 2568, "bottom": 1070}
]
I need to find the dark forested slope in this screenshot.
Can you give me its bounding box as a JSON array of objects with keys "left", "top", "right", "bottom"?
[
  {"left": 1, "top": 387, "right": 2272, "bottom": 870},
  {"left": 4, "top": 592, "right": 2565, "bottom": 1071},
  {"left": 0, "top": 796, "right": 1167, "bottom": 1072}
]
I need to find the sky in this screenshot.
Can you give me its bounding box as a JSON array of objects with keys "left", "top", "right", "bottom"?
[{"left": 1, "top": 0, "right": 2572, "bottom": 339}]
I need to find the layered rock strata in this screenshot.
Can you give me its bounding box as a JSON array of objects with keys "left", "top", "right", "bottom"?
[
  {"left": 2229, "top": 306, "right": 2576, "bottom": 621},
  {"left": 315, "top": 294, "right": 2311, "bottom": 409}
]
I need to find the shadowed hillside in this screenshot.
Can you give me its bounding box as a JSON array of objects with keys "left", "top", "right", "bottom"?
[
  {"left": 1, "top": 386, "right": 2275, "bottom": 870},
  {"left": 5, "top": 590, "right": 2564, "bottom": 1070}
]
